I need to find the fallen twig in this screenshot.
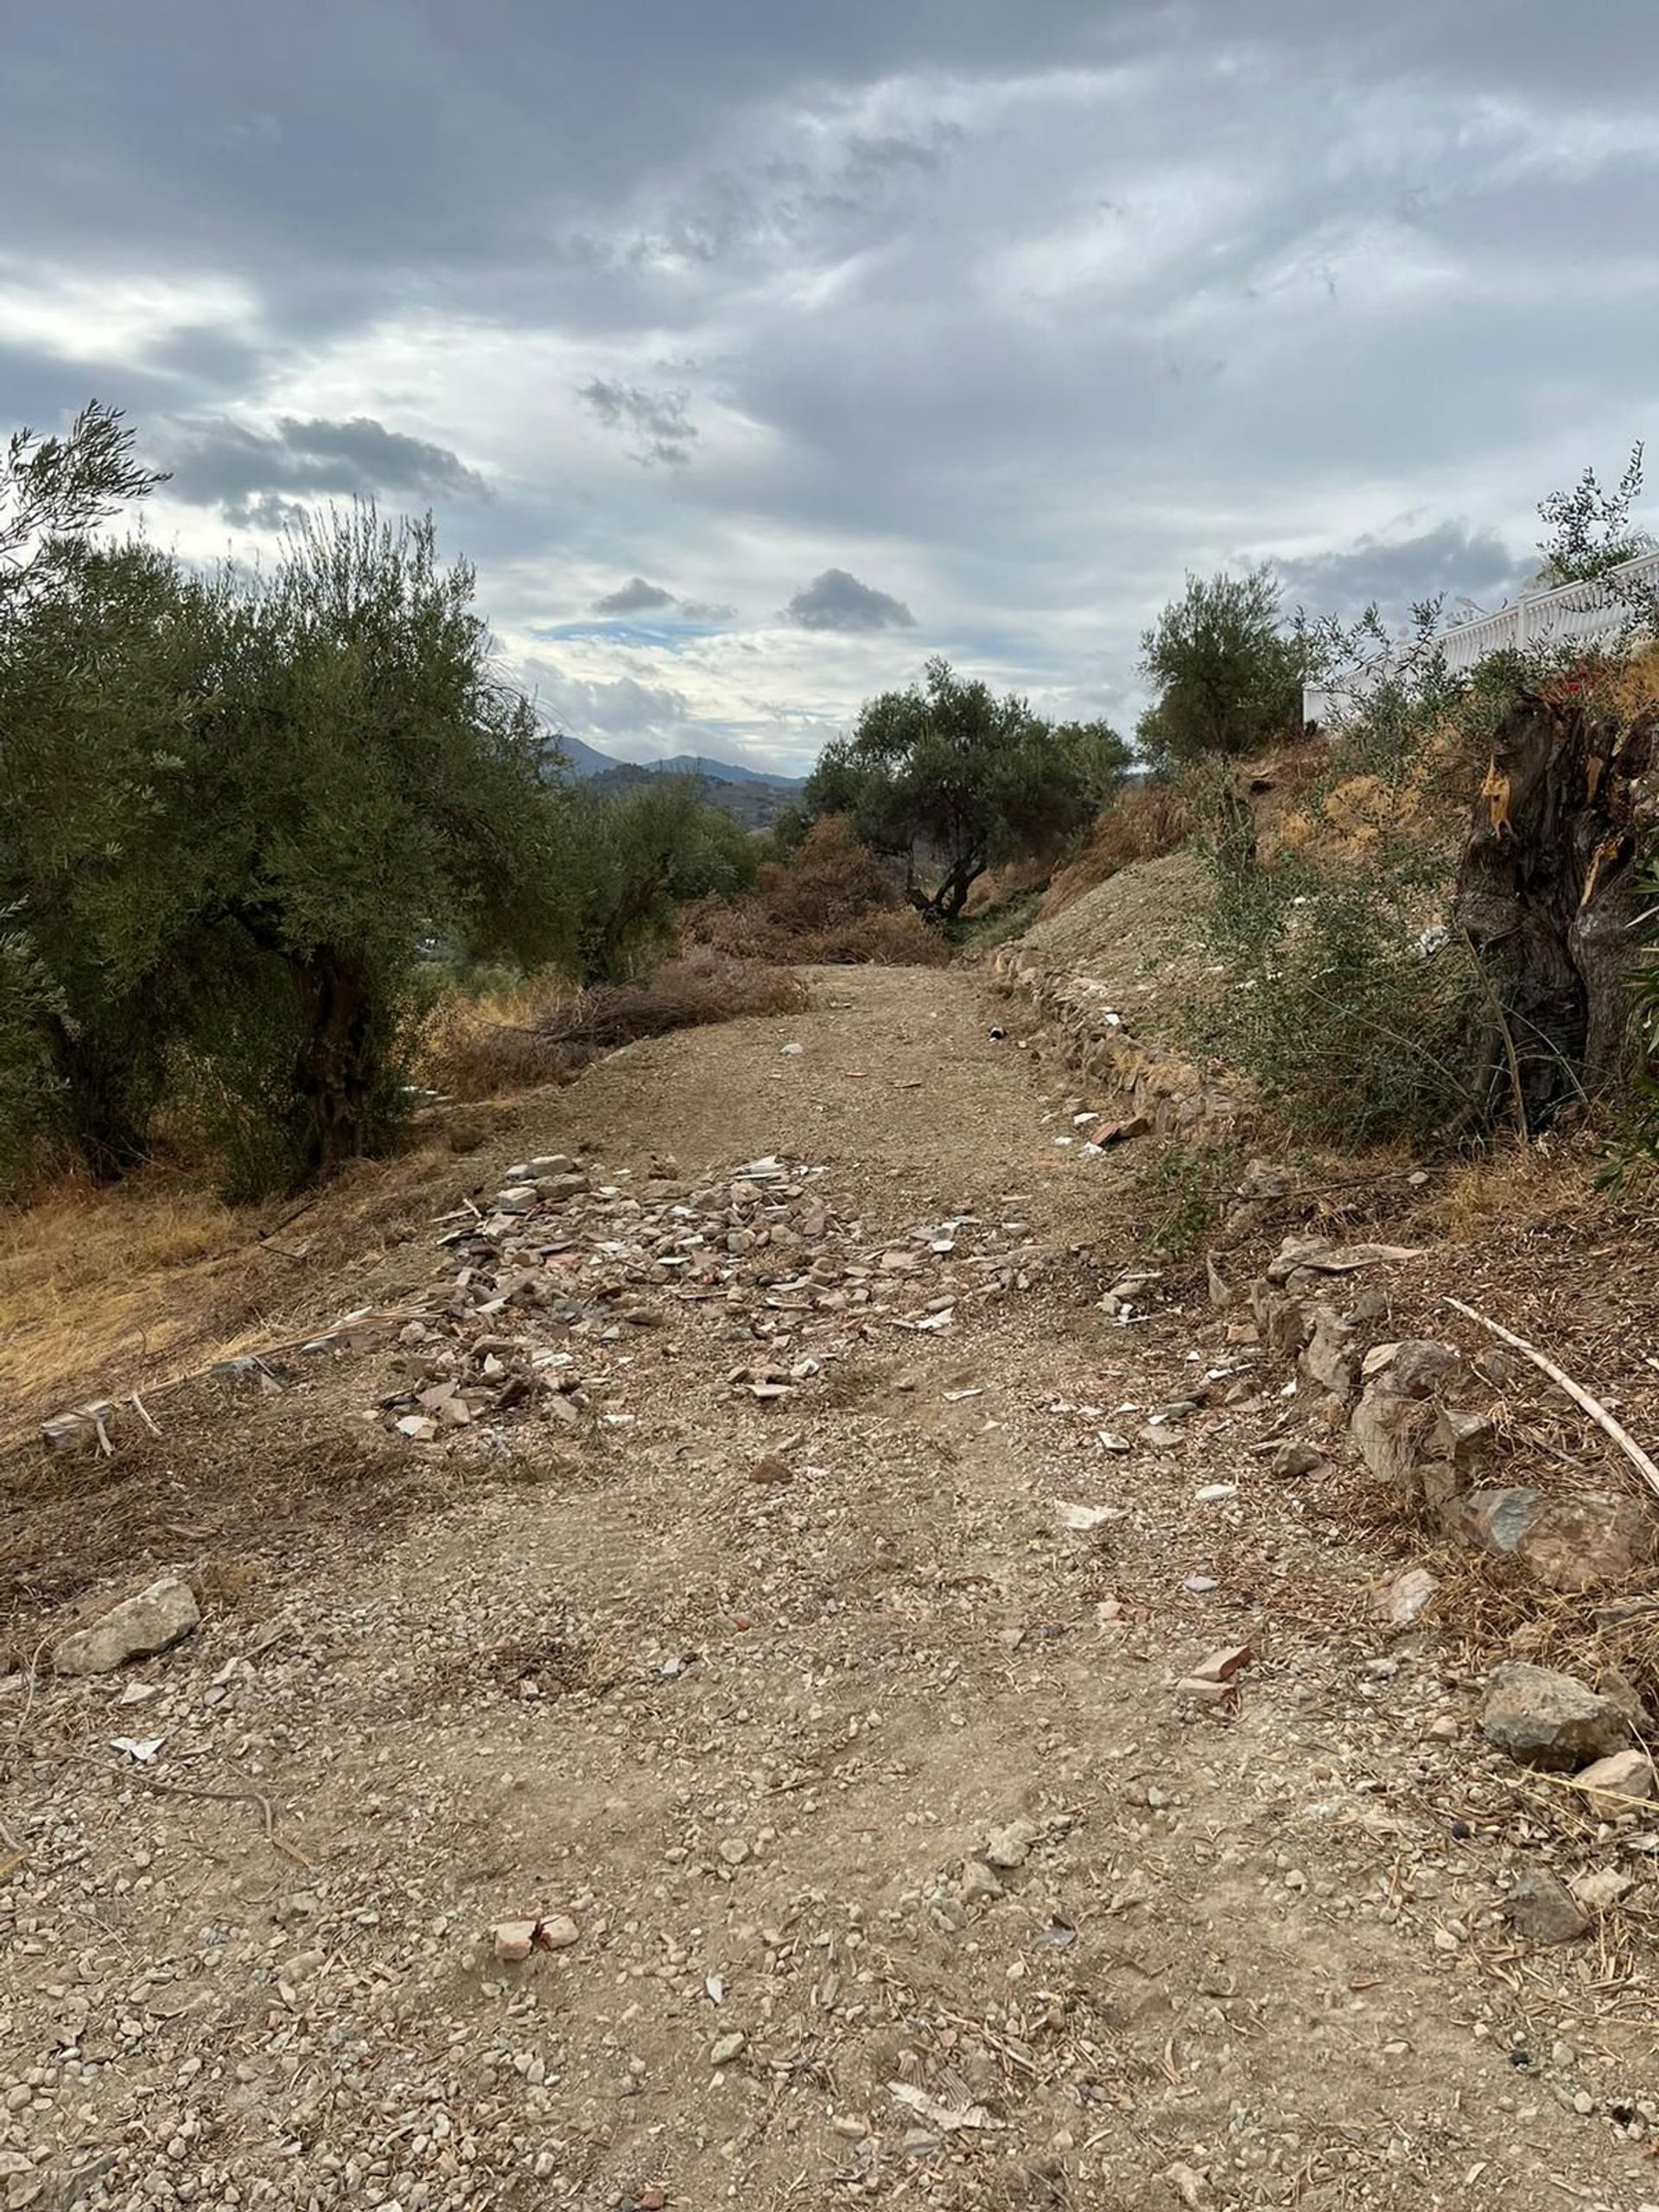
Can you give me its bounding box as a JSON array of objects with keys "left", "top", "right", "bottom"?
[{"left": 1443, "top": 1295, "right": 1659, "bottom": 1508}]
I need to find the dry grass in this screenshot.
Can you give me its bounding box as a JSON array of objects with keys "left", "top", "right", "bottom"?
[
  {"left": 0, "top": 1178, "right": 253, "bottom": 1427},
  {"left": 1430, "top": 1138, "right": 1616, "bottom": 1241},
  {"left": 1039, "top": 778, "right": 1197, "bottom": 918},
  {"left": 0, "top": 1135, "right": 473, "bottom": 1448},
  {"left": 424, "top": 949, "right": 810, "bottom": 1102}
]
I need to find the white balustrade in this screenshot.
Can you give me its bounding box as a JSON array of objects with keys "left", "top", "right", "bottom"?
[{"left": 1302, "top": 548, "right": 1659, "bottom": 724}]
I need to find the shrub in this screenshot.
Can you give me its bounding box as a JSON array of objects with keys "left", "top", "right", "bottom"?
[
  {"left": 423, "top": 950, "right": 808, "bottom": 1100},
  {"left": 1201, "top": 864, "right": 1484, "bottom": 1146},
  {"left": 1135, "top": 1138, "right": 1240, "bottom": 1257},
  {"left": 686, "top": 816, "right": 952, "bottom": 966},
  {"left": 1040, "top": 776, "right": 1197, "bottom": 917},
  {"left": 1623, "top": 857, "right": 1659, "bottom": 1164}
]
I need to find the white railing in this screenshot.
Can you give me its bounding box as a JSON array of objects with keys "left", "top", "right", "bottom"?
[{"left": 1303, "top": 547, "right": 1659, "bottom": 725}]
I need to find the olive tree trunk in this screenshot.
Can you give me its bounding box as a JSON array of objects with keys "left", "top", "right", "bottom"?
[{"left": 1451, "top": 691, "right": 1655, "bottom": 1129}]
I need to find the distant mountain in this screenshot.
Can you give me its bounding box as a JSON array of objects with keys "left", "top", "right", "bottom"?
[
  {"left": 546, "top": 732, "right": 624, "bottom": 779},
  {"left": 543, "top": 735, "right": 808, "bottom": 791},
  {"left": 586, "top": 760, "right": 802, "bottom": 830},
  {"left": 648, "top": 753, "right": 807, "bottom": 790}
]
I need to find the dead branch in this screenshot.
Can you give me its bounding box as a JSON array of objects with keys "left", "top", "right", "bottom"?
[{"left": 1443, "top": 1294, "right": 1659, "bottom": 1509}]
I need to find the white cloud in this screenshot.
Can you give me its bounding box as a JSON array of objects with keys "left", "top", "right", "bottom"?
[{"left": 10, "top": 9, "right": 1659, "bottom": 767}]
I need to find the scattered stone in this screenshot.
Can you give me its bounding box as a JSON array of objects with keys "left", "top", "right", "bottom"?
[
  {"left": 1271, "top": 1440, "right": 1326, "bottom": 1479},
  {"left": 1176, "top": 1675, "right": 1237, "bottom": 1707},
  {"left": 1252, "top": 1284, "right": 1313, "bottom": 1358},
  {"left": 1268, "top": 1238, "right": 1423, "bottom": 1283},
  {"left": 1569, "top": 1867, "right": 1634, "bottom": 1912},
  {"left": 1053, "top": 1500, "right": 1127, "bottom": 1533},
  {"left": 1164, "top": 2158, "right": 1211, "bottom": 2209},
  {"left": 1572, "top": 1749, "right": 1655, "bottom": 1802},
  {"left": 1300, "top": 1303, "right": 1360, "bottom": 1402},
  {"left": 1191, "top": 1643, "right": 1253, "bottom": 1683},
  {"left": 1482, "top": 1662, "right": 1630, "bottom": 1771},
  {"left": 490, "top": 1913, "right": 579, "bottom": 1962},
  {"left": 1384, "top": 1340, "right": 1462, "bottom": 1398},
  {"left": 491, "top": 1920, "right": 537, "bottom": 1962},
  {"left": 1370, "top": 1566, "right": 1439, "bottom": 1630},
  {"left": 1504, "top": 1870, "right": 1589, "bottom": 1946},
  {"left": 54, "top": 1577, "right": 200, "bottom": 1676},
  {"left": 959, "top": 1859, "right": 1003, "bottom": 1904},
  {"left": 982, "top": 1819, "right": 1039, "bottom": 1870},
  {"left": 710, "top": 2032, "right": 747, "bottom": 2067}
]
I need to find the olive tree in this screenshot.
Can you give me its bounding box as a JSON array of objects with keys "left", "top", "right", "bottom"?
[
  {"left": 805, "top": 658, "right": 1101, "bottom": 919},
  {"left": 1136, "top": 569, "right": 1304, "bottom": 769}
]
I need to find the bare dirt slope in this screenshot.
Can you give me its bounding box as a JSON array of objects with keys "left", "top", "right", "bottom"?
[{"left": 3, "top": 967, "right": 1656, "bottom": 2212}]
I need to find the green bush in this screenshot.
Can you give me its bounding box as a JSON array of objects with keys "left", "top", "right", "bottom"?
[
  {"left": 1205, "top": 866, "right": 1483, "bottom": 1147},
  {"left": 565, "top": 776, "right": 760, "bottom": 983},
  {"left": 1137, "top": 569, "right": 1305, "bottom": 770}
]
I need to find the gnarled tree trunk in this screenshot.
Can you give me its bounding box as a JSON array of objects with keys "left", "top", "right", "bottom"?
[
  {"left": 289, "top": 947, "right": 378, "bottom": 1175},
  {"left": 1452, "top": 691, "right": 1656, "bottom": 1129}
]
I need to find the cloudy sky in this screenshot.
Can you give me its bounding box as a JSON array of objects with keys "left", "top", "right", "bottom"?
[{"left": 6, "top": 2, "right": 1656, "bottom": 773}]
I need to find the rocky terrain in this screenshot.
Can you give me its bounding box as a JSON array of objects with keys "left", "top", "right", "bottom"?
[{"left": 4, "top": 966, "right": 1659, "bottom": 2212}]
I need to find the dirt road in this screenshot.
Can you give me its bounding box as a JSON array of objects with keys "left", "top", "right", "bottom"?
[{"left": 3, "top": 967, "right": 1654, "bottom": 2212}]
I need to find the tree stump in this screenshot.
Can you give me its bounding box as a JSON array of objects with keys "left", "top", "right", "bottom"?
[{"left": 1452, "top": 691, "right": 1656, "bottom": 1128}]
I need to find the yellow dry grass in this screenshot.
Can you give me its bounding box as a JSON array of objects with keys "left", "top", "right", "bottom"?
[
  {"left": 0, "top": 1174, "right": 254, "bottom": 1429},
  {"left": 1430, "top": 1136, "right": 1622, "bottom": 1242},
  {"left": 0, "top": 1135, "right": 474, "bottom": 1446}
]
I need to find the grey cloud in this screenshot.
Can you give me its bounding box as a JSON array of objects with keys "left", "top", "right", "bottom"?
[
  {"left": 589, "top": 576, "right": 735, "bottom": 622},
  {"left": 579, "top": 380, "right": 697, "bottom": 467},
  {"left": 1274, "top": 523, "right": 1529, "bottom": 625},
  {"left": 5, "top": 1, "right": 1659, "bottom": 772},
  {"left": 164, "top": 414, "right": 489, "bottom": 524},
  {"left": 593, "top": 575, "right": 677, "bottom": 614},
  {"left": 785, "top": 568, "right": 916, "bottom": 632}
]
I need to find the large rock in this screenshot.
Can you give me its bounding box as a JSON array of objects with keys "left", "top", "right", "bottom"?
[
  {"left": 1461, "top": 1488, "right": 1654, "bottom": 1593},
  {"left": 1573, "top": 1749, "right": 1655, "bottom": 1802},
  {"left": 1385, "top": 1340, "right": 1461, "bottom": 1399},
  {"left": 1351, "top": 1382, "right": 1439, "bottom": 1489},
  {"left": 1481, "top": 1661, "right": 1630, "bottom": 1770},
  {"left": 1505, "top": 1869, "right": 1589, "bottom": 1946},
  {"left": 54, "top": 1577, "right": 200, "bottom": 1677},
  {"left": 1249, "top": 1281, "right": 1313, "bottom": 1358},
  {"left": 1299, "top": 1303, "right": 1360, "bottom": 1403}
]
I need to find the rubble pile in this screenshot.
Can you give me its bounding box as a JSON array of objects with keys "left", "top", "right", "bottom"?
[{"left": 370, "top": 1153, "right": 1044, "bottom": 1441}]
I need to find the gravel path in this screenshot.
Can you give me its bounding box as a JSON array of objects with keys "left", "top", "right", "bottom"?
[{"left": 3, "top": 967, "right": 1656, "bottom": 2212}]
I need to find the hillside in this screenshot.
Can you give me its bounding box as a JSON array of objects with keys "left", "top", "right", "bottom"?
[
  {"left": 5, "top": 890, "right": 1659, "bottom": 2209},
  {"left": 586, "top": 758, "right": 804, "bottom": 829}
]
